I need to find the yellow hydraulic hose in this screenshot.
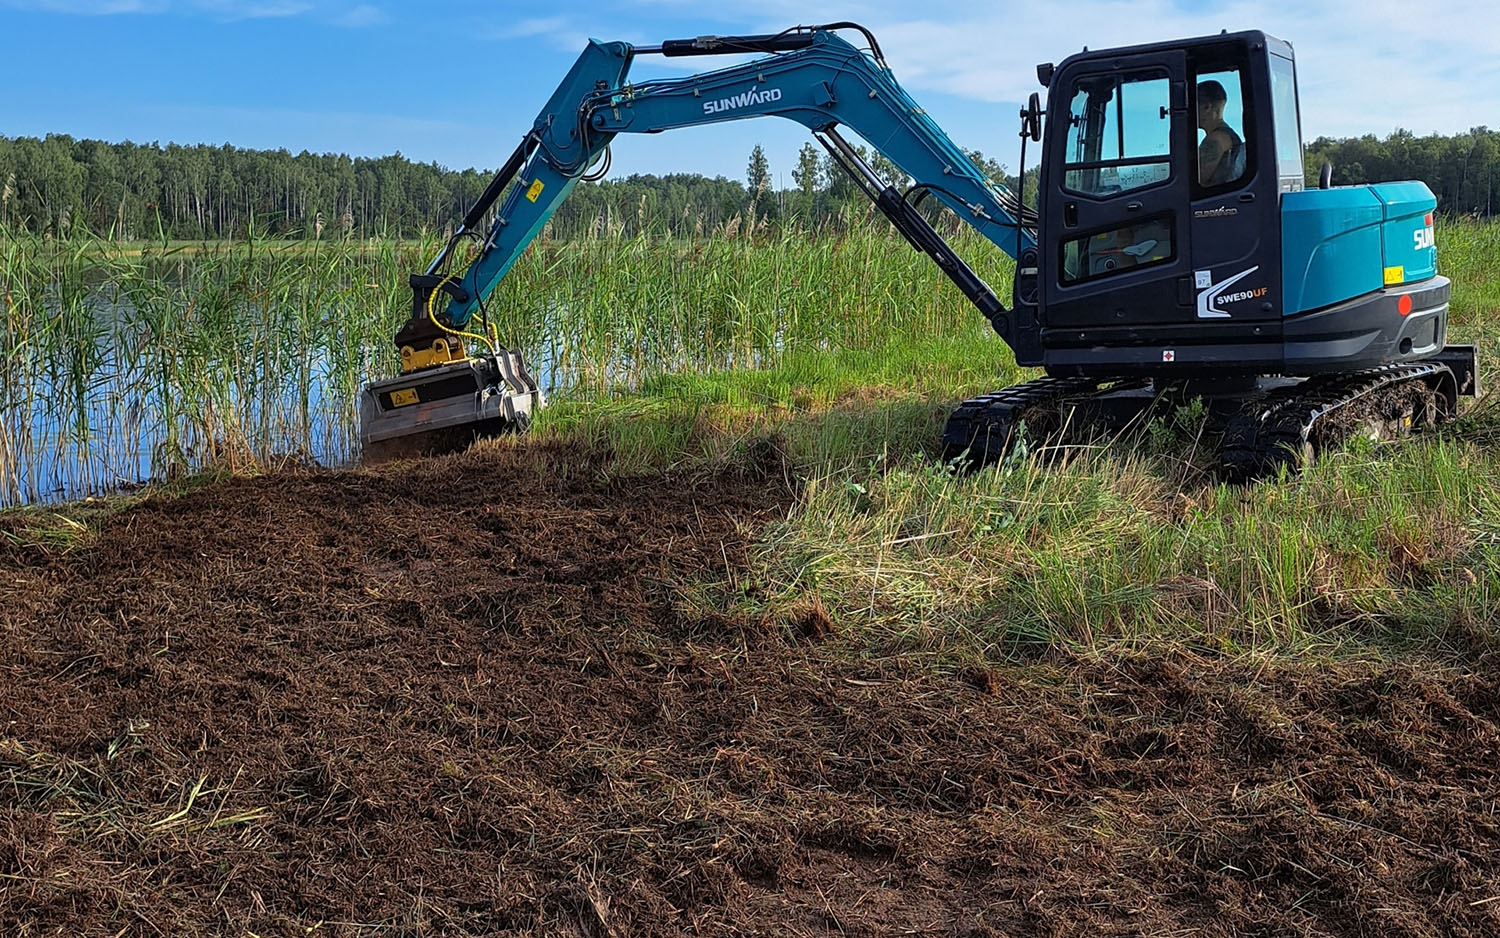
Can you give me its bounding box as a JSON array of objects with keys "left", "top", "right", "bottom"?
[{"left": 426, "top": 269, "right": 499, "bottom": 354}]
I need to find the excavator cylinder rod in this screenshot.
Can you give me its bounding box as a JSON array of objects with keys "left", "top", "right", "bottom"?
[{"left": 640, "top": 33, "right": 818, "bottom": 57}]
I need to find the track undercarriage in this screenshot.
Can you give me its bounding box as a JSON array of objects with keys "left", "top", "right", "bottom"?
[{"left": 942, "top": 348, "right": 1479, "bottom": 479}]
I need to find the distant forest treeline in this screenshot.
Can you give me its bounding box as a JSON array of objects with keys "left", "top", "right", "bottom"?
[{"left": 0, "top": 128, "right": 1496, "bottom": 241}]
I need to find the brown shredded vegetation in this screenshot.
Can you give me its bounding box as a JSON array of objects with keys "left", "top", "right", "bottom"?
[{"left": 2, "top": 442, "right": 1499, "bottom": 936}]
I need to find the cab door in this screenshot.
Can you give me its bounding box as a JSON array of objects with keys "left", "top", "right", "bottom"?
[
  {"left": 1041, "top": 51, "right": 1194, "bottom": 329},
  {"left": 1185, "top": 49, "right": 1283, "bottom": 329}
]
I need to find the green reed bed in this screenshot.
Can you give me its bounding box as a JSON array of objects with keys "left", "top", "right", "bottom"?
[
  {"left": 1439, "top": 217, "right": 1500, "bottom": 322},
  {"left": 485, "top": 226, "right": 1016, "bottom": 386},
  {"left": 3, "top": 216, "right": 1489, "bottom": 511},
  {"left": 0, "top": 232, "right": 431, "bottom": 505},
  {"left": 0, "top": 222, "right": 1017, "bottom": 506}
]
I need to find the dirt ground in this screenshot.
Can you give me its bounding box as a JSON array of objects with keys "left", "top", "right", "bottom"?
[{"left": 3, "top": 442, "right": 1499, "bottom": 937}]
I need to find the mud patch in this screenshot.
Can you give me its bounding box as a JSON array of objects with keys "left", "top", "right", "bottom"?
[{"left": 2, "top": 443, "right": 1499, "bottom": 935}]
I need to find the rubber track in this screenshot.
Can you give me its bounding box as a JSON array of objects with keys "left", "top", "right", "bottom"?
[
  {"left": 1218, "top": 362, "right": 1455, "bottom": 479},
  {"left": 942, "top": 376, "right": 1100, "bottom": 466}
]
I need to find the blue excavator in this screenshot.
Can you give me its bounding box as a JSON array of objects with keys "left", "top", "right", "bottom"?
[{"left": 358, "top": 23, "right": 1479, "bottom": 475}]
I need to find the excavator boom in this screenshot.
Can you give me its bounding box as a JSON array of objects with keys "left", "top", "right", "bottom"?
[{"left": 360, "top": 25, "right": 1042, "bottom": 460}]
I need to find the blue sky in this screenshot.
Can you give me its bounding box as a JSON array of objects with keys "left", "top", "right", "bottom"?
[{"left": 4, "top": 0, "right": 1497, "bottom": 185}]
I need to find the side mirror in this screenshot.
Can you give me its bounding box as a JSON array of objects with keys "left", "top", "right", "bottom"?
[{"left": 1022, "top": 92, "right": 1044, "bottom": 142}]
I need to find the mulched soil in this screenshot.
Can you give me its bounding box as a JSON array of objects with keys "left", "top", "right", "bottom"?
[{"left": 3, "top": 441, "right": 1499, "bottom": 937}]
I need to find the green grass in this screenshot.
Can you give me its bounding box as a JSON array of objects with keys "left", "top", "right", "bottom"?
[
  {"left": 576, "top": 385, "right": 1500, "bottom": 664},
  {"left": 1439, "top": 217, "right": 1500, "bottom": 331},
  {"left": 745, "top": 432, "right": 1500, "bottom": 662},
  {"left": 535, "top": 330, "right": 1011, "bottom": 472}
]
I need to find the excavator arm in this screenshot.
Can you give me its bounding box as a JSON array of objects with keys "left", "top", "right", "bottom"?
[
  {"left": 401, "top": 24, "right": 1039, "bottom": 365},
  {"left": 363, "top": 23, "right": 1041, "bottom": 459}
]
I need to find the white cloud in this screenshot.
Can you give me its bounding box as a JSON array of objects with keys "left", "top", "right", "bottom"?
[
  {"left": 497, "top": 16, "right": 571, "bottom": 39},
  {"left": 332, "top": 3, "right": 382, "bottom": 27},
  {"left": 616, "top": 0, "right": 1500, "bottom": 138},
  {"left": 0, "top": 0, "right": 166, "bottom": 12},
  {"left": 1, "top": 0, "right": 312, "bottom": 16},
  {"left": 483, "top": 14, "right": 599, "bottom": 51},
  {"left": 190, "top": 0, "right": 310, "bottom": 18}
]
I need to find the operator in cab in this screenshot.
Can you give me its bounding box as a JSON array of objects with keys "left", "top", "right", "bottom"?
[{"left": 1196, "top": 79, "right": 1245, "bottom": 186}]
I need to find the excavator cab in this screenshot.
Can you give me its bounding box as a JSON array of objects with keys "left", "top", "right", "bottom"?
[
  {"left": 1032, "top": 30, "right": 1473, "bottom": 393},
  {"left": 1035, "top": 31, "right": 1294, "bottom": 375}
]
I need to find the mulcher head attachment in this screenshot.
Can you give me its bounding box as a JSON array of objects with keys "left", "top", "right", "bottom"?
[{"left": 359, "top": 350, "right": 543, "bottom": 464}]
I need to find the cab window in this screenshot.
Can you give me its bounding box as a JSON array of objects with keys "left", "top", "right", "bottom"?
[
  {"left": 1061, "top": 71, "right": 1172, "bottom": 197},
  {"left": 1268, "top": 53, "right": 1304, "bottom": 188},
  {"left": 1193, "top": 66, "right": 1248, "bottom": 189},
  {"left": 1060, "top": 215, "right": 1176, "bottom": 284}
]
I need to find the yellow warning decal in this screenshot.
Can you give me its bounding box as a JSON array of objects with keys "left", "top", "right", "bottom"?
[
  {"left": 391, "top": 388, "right": 419, "bottom": 407},
  {"left": 526, "top": 179, "right": 545, "bottom": 202},
  {"left": 1383, "top": 265, "right": 1405, "bottom": 286}
]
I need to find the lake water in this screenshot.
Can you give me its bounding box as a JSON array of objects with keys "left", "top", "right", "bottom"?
[{"left": 0, "top": 294, "right": 742, "bottom": 508}]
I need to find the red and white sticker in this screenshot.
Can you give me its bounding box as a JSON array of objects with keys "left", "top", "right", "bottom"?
[{"left": 1162, "top": 350, "right": 1176, "bottom": 362}]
